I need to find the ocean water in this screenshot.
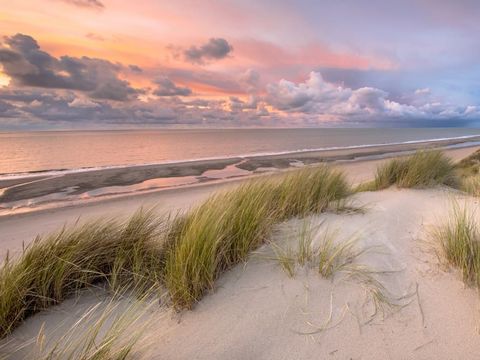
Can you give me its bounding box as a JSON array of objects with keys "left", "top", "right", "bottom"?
[{"left": 1, "top": 128, "right": 480, "bottom": 176}]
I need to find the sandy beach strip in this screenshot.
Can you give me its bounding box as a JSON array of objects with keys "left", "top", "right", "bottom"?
[
  {"left": 0, "top": 144, "right": 478, "bottom": 261},
  {"left": 3, "top": 145, "right": 480, "bottom": 359},
  {"left": 1, "top": 135, "right": 479, "bottom": 205},
  {"left": 6, "top": 183, "right": 480, "bottom": 359}
]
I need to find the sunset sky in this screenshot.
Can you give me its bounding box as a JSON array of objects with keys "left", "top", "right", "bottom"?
[{"left": 0, "top": 0, "right": 479, "bottom": 129}]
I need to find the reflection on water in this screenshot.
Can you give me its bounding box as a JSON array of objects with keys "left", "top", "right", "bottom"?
[
  {"left": 2, "top": 139, "right": 480, "bottom": 216},
  {"left": 202, "top": 163, "right": 251, "bottom": 179},
  {"left": 0, "top": 163, "right": 254, "bottom": 216},
  {"left": 2, "top": 128, "right": 480, "bottom": 175},
  {"left": 84, "top": 176, "right": 199, "bottom": 197}
]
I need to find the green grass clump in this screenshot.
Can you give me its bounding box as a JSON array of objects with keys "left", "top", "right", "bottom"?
[
  {"left": 0, "top": 164, "right": 350, "bottom": 335},
  {"left": 457, "top": 149, "right": 480, "bottom": 173},
  {"left": 0, "top": 209, "right": 166, "bottom": 338},
  {"left": 433, "top": 205, "right": 480, "bottom": 286},
  {"left": 271, "top": 224, "right": 407, "bottom": 320},
  {"left": 271, "top": 166, "right": 350, "bottom": 220},
  {"left": 317, "top": 233, "right": 359, "bottom": 278},
  {"left": 270, "top": 222, "right": 361, "bottom": 279},
  {"left": 164, "top": 165, "right": 350, "bottom": 309},
  {"left": 460, "top": 176, "right": 480, "bottom": 197},
  {"left": 1, "top": 290, "right": 158, "bottom": 360},
  {"left": 455, "top": 149, "right": 480, "bottom": 196},
  {"left": 164, "top": 184, "right": 275, "bottom": 308},
  {"left": 364, "top": 150, "right": 457, "bottom": 190}
]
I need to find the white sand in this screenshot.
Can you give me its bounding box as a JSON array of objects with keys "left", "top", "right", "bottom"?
[
  {"left": 2, "top": 146, "right": 480, "bottom": 359},
  {"left": 130, "top": 188, "right": 479, "bottom": 359},
  {"left": 5, "top": 187, "right": 480, "bottom": 359}
]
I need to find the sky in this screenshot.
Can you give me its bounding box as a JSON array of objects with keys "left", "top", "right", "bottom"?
[{"left": 0, "top": 0, "right": 479, "bottom": 129}]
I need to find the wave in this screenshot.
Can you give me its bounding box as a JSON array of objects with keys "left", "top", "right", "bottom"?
[{"left": 1, "top": 134, "right": 479, "bottom": 181}]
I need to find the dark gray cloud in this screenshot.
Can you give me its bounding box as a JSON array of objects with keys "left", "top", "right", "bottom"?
[
  {"left": 1, "top": 85, "right": 478, "bottom": 129},
  {"left": 0, "top": 34, "right": 139, "bottom": 101},
  {"left": 153, "top": 78, "right": 192, "bottom": 96},
  {"left": 60, "top": 0, "right": 104, "bottom": 9},
  {"left": 128, "top": 64, "right": 143, "bottom": 73},
  {"left": 0, "top": 99, "right": 21, "bottom": 118},
  {"left": 0, "top": 87, "right": 274, "bottom": 129},
  {"left": 184, "top": 38, "right": 233, "bottom": 64}
]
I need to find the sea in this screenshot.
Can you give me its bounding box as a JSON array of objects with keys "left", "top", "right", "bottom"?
[{"left": 2, "top": 128, "right": 480, "bottom": 177}]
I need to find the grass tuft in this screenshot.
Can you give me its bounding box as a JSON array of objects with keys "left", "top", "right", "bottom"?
[
  {"left": 0, "top": 165, "right": 351, "bottom": 334},
  {"left": 0, "top": 209, "right": 167, "bottom": 338},
  {"left": 432, "top": 203, "right": 480, "bottom": 286},
  {"left": 271, "top": 222, "right": 362, "bottom": 279},
  {"left": 1, "top": 289, "right": 158, "bottom": 360},
  {"left": 164, "top": 165, "right": 350, "bottom": 309},
  {"left": 317, "top": 232, "right": 360, "bottom": 278},
  {"left": 271, "top": 223, "right": 407, "bottom": 321},
  {"left": 358, "top": 150, "right": 457, "bottom": 191},
  {"left": 456, "top": 149, "right": 480, "bottom": 196}
]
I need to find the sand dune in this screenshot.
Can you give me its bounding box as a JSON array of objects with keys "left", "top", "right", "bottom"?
[
  {"left": 2, "top": 146, "right": 480, "bottom": 359},
  {"left": 5, "top": 187, "right": 480, "bottom": 359},
  {"left": 134, "top": 188, "right": 480, "bottom": 359}
]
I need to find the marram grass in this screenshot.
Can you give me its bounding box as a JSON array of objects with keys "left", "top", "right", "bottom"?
[
  {"left": 164, "top": 165, "right": 350, "bottom": 308},
  {"left": 357, "top": 150, "right": 457, "bottom": 191},
  {"left": 432, "top": 204, "right": 480, "bottom": 286},
  {"left": 1, "top": 288, "right": 159, "bottom": 360},
  {"left": 0, "top": 165, "right": 351, "bottom": 336},
  {"left": 270, "top": 222, "right": 403, "bottom": 320},
  {"left": 0, "top": 209, "right": 167, "bottom": 338},
  {"left": 456, "top": 149, "right": 480, "bottom": 196}
]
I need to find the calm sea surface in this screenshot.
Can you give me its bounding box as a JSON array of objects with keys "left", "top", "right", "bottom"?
[{"left": 1, "top": 128, "right": 480, "bottom": 175}]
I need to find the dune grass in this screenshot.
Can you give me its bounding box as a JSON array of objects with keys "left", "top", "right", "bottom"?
[
  {"left": 164, "top": 165, "right": 350, "bottom": 308},
  {"left": 271, "top": 221, "right": 362, "bottom": 279},
  {"left": 1, "top": 289, "right": 158, "bottom": 360},
  {"left": 0, "top": 165, "right": 351, "bottom": 336},
  {"left": 270, "top": 222, "right": 404, "bottom": 319},
  {"left": 432, "top": 204, "right": 480, "bottom": 286},
  {"left": 455, "top": 149, "right": 480, "bottom": 196},
  {"left": 0, "top": 209, "right": 167, "bottom": 338},
  {"left": 357, "top": 150, "right": 457, "bottom": 191}
]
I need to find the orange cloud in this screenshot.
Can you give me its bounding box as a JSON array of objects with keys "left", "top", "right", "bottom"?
[{"left": 0, "top": 72, "right": 11, "bottom": 88}]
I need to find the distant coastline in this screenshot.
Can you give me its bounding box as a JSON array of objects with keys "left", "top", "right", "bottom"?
[{"left": 1, "top": 135, "right": 480, "bottom": 216}]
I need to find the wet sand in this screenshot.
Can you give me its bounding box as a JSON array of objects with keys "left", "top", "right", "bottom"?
[
  {"left": 0, "top": 144, "right": 478, "bottom": 261},
  {"left": 1, "top": 136, "right": 479, "bottom": 208}
]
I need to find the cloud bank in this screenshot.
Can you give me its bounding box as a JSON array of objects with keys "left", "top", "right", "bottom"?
[
  {"left": 0, "top": 33, "right": 479, "bottom": 129},
  {"left": 0, "top": 34, "right": 138, "bottom": 101}
]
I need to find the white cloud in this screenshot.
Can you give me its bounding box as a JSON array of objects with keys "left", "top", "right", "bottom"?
[
  {"left": 414, "top": 88, "right": 431, "bottom": 95},
  {"left": 264, "top": 71, "right": 480, "bottom": 122}
]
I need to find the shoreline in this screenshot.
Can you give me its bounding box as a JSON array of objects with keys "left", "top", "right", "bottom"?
[
  {"left": 0, "top": 144, "right": 479, "bottom": 261},
  {"left": 1, "top": 133, "right": 479, "bottom": 181},
  {"left": 1, "top": 136, "right": 480, "bottom": 215},
  {"left": 1, "top": 138, "right": 480, "bottom": 217}
]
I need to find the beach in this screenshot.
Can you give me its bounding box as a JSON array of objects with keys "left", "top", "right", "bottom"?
[
  {"left": 0, "top": 143, "right": 478, "bottom": 261},
  {"left": 2, "top": 131, "right": 480, "bottom": 214},
  {"left": 2, "top": 145, "right": 480, "bottom": 359},
  {"left": 4, "top": 2, "right": 480, "bottom": 358}
]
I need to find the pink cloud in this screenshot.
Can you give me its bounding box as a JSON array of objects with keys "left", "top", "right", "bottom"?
[{"left": 234, "top": 39, "right": 395, "bottom": 76}]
